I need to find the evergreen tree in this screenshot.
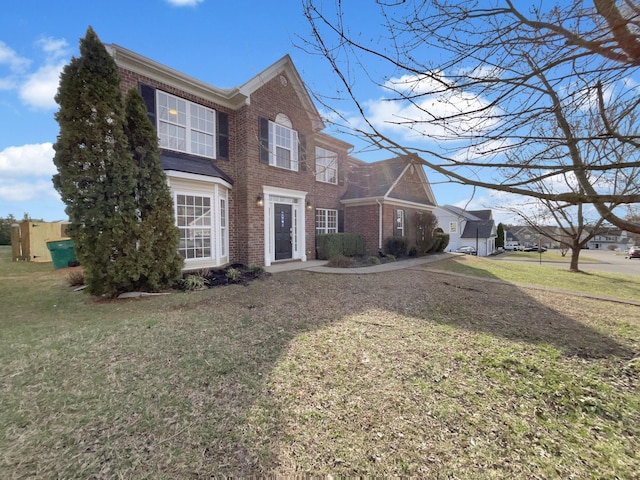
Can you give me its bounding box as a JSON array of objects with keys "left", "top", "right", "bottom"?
[
  {"left": 0, "top": 215, "right": 16, "bottom": 245},
  {"left": 496, "top": 223, "right": 505, "bottom": 249},
  {"left": 124, "top": 88, "right": 183, "bottom": 290},
  {"left": 52, "top": 27, "right": 139, "bottom": 297}
]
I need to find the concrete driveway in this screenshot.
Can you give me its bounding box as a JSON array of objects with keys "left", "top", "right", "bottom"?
[{"left": 495, "top": 249, "right": 640, "bottom": 276}]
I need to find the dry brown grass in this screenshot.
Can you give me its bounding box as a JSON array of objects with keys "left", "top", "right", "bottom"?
[{"left": 1, "top": 247, "right": 638, "bottom": 478}]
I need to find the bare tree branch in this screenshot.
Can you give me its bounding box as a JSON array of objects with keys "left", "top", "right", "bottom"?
[{"left": 302, "top": 0, "right": 640, "bottom": 233}]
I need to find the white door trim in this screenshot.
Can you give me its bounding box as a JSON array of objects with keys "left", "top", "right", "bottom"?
[{"left": 261, "top": 186, "right": 308, "bottom": 267}]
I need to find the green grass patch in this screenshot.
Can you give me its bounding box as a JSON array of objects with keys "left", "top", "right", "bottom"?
[
  {"left": 432, "top": 254, "right": 640, "bottom": 301},
  {"left": 505, "top": 250, "right": 600, "bottom": 263}
]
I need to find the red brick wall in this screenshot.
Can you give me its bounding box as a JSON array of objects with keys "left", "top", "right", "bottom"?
[
  {"left": 345, "top": 204, "right": 380, "bottom": 254},
  {"left": 117, "top": 65, "right": 351, "bottom": 267},
  {"left": 235, "top": 73, "right": 349, "bottom": 265}
]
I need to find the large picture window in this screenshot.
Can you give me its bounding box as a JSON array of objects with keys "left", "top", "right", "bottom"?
[
  {"left": 315, "top": 147, "right": 337, "bottom": 184},
  {"left": 316, "top": 208, "right": 338, "bottom": 234},
  {"left": 176, "top": 194, "right": 213, "bottom": 260},
  {"left": 158, "top": 91, "right": 215, "bottom": 158}
]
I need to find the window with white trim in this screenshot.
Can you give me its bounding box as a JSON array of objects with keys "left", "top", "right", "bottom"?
[
  {"left": 268, "top": 115, "right": 298, "bottom": 171},
  {"left": 176, "top": 194, "right": 213, "bottom": 260},
  {"left": 449, "top": 221, "right": 457, "bottom": 234},
  {"left": 220, "top": 197, "right": 227, "bottom": 257},
  {"left": 316, "top": 208, "right": 338, "bottom": 234},
  {"left": 395, "top": 209, "right": 405, "bottom": 236},
  {"left": 315, "top": 147, "right": 337, "bottom": 184},
  {"left": 158, "top": 91, "right": 215, "bottom": 158}
]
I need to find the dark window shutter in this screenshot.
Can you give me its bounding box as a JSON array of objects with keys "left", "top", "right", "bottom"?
[
  {"left": 259, "top": 116, "right": 269, "bottom": 164},
  {"left": 338, "top": 210, "right": 344, "bottom": 233},
  {"left": 393, "top": 209, "right": 398, "bottom": 236},
  {"left": 138, "top": 83, "right": 156, "bottom": 126},
  {"left": 217, "top": 111, "right": 229, "bottom": 160},
  {"left": 403, "top": 210, "right": 408, "bottom": 238},
  {"left": 298, "top": 133, "right": 307, "bottom": 172},
  {"left": 338, "top": 154, "right": 344, "bottom": 185}
]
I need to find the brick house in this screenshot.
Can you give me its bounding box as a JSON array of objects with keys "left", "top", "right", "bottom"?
[{"left": 109, "top": 44, "right": 437, "bottom": 269}]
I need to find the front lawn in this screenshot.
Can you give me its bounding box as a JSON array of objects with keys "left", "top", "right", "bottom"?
[
  {"left": 432, "top": 254, "right": 640, "bottom": 301},
  {"left": 1, "top": 246, "right": 638, "bottom": 477}
]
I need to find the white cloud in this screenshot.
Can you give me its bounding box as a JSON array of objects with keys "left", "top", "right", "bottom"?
[
  {"left": 0, "top": 41, "right": 30, "bottom": 72},
  {"left": 366, "top": 72, "right": 500, "bottom": 144},
  {"left": 19, "top": 62, "right": 65, "bottom": 109},
  {"left": 166, "top": 0, "right": 204, "bottom": 6},
  {"left": 0, "top": 37, "right": 69, "bottom": 109},
  {"left": 36, "top": 37, "right": 69, "bottom": 59},
  {"left": 0, "top": 143, "right": 56, "bottom": 177},
  {"left": 0, "top": 178, "right": 58, "bottom": 202},
  {"left": 17, "top": 37, "right": 69, "bottom": 109},
  {"left": 0, "top": 142, "right": 59, "bottom": 208}
]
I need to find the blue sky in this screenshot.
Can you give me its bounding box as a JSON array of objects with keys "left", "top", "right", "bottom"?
[{"left": 0, "top": 0, "right": 504, "bottom": 222}]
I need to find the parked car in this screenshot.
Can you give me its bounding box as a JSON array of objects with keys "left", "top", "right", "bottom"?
[
  {"left": 628, "top": 246, "right": 640, "bottom": 259},
  {"left": 457, "top": 246, "right": 477, "bottom": 255},
  {"left": 523, "top": 245, "right": 547, "bottom": 252},
  {"left": 504, "top": 244, "right": 523, "bottom": 251}
]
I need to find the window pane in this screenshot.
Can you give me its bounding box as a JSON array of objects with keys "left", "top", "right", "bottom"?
[
  {"left": 276, "top": 146, "right": 291, "bottom": 169},
  {"left": 270, "top": 121, "right": 298, "bottom": 171},
  {"left": 158, "top": 91, "right": 215, "bottom": 158},
  {"left": 176, "top": 194, "right": 213, "bottom": 260},
  {"left": 316, "top": 147, "right": 338, "bottom": 184}
]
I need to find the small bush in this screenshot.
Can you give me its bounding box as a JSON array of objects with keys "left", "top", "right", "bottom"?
[
  {"left": 327, "top": 255, "right": 356, "bottom": 268},
  {"left": 66, "top": 270, "right": 85, "bottom": 287},
  {"left": 368, "top": 256, "right": 381, "bottom": 265},
  {"left": 247, "top": 264, "right": 265, "bottom": 277},
  {"left": 316, "top": 233, "right": 366, "bottom": 259},
  {"left": 383, "top": 236, "right": 409, "bottom": 257},
  {"left": 383, "top": 254, "right": 396, "bottom": 263},
  {"left": 181, "top": 274, "right": 207, "bottom": 291},
  {"left": 433, "top": 232, "right": 450, "bottom": 252},
  {"left": 225, "top": 267, "right": 241, "bottom": 282}
]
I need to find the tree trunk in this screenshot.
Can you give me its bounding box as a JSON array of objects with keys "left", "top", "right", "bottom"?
[{"left": 569, "top": 241, "right": 582, "bottom": 272}]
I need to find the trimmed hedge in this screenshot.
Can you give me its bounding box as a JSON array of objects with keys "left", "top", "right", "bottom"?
[
  {"left": 433, "top": 232, "right": 450, "bottom": 252},
  {"left": 383, "top": 236, "right": 410, "bottom": 257},
  {"left": 316, "top": 233, "right": 366, "bottom": 260}
]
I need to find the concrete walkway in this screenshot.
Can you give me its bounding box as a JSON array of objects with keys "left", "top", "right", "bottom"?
[{"left": 264, "top": 253, "right": 454, "bottom": 274}]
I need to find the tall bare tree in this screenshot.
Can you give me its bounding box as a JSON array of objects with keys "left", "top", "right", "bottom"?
[{"left": 302, "top": 0, "right": 640, "bottom": 233}]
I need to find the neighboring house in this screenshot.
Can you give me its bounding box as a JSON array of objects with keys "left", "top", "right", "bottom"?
[
  {"left": 435, "top": 206, "right": 497, "bottom": 256},
  {"left": 504, "top": 230, "right": 520, "bottom": 249},
  {"left": 583, "top": 225, "right": 631, "bottom": 250},
  {"left": 109, "top": 44, "right": 437, "bottom": 269},
  {"left": 508, "top": 225, "right": 562, "bottom": 249},
  {"left": 507, "top": 224, "right": 633, "bottom": 250}
]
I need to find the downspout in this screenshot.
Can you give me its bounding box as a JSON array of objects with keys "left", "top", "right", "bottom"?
[{"left": 376, "top": 199, "right": 383, "bottom": 251}]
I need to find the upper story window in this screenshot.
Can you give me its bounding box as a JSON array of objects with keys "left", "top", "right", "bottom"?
[
  {"left": 259, "top": 114, "right": 299, "bottom": 171},
  {"left": 157, "top": 91, "right": 215, "bottom": 159},
  {"left": 315, "top": 147, "right": 338, "bottom": 184}
]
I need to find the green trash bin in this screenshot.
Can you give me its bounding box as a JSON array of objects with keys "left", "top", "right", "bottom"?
[{"left": 46, "top": 237, "right": 77, "bottom": 269}]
